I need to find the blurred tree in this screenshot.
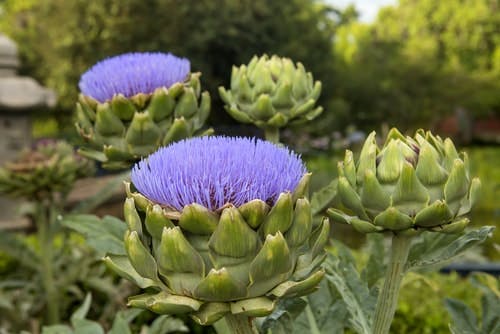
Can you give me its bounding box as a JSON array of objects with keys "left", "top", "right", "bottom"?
[
  {"left": 335, "top": 0, "right": 500, "bottom": 131},
  {"left": 0, "top": 0, "right": 340, "bottom": 127}
]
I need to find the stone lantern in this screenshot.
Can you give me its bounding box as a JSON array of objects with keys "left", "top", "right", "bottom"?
[{"left": 0, "top": 34, "right": 56, "bottom": 226}]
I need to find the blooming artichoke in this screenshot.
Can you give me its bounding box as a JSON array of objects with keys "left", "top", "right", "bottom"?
[
  {"left": 76, "top": 52, "right": 212, "bottom": 169},
  {"left": 219, "top": 55, "right": 322, "bottom": 131},
  {"left": 0, "top": 140, "right": 94, "bottom": 200},
  {"left": 328, "top": 128, "right": 480, "bottom": 235},
  {"left": 105, "top": 137, "right": 329, "bottom": 325}
]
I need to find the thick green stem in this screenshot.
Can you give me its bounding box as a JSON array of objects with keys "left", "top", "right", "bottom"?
[
  {"left": 223, "top": 314, "right": 258, "bottom": 334},
  {"left": 37, "top": 204, "right": 60, "bottom": 324},
  {"left": 264, "top": 127, "right": 280, "bottom": 144},
  {"left": 372, "top": 234, "right": 411, "bottom": 334}
]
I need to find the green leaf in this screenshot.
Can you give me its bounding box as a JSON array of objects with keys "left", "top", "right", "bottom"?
[
  {"left": 72, "top": 319, "right": 105, "bottom": 334},
  {"left": 0, "top": 232, "right": 39, "bottom": 271},
  {"left": 260, "top": 298, "right": 307, "bottom": 334},
  {"left": 406, "top": 226, "right": 495, "bottom": 271},
  {"left": 108, "top": 309, "right": 142, "bottom": 334},
  {"left": 60, "top": 214, "right": 127, "bottom": 256},
  {"left": 310, "top": 179, "right": 338, "bottom": 216},
  {"left": 293, "top": 279, "right": 348, "bottom": 334},
  {"left": 41, "top": 325, "right": 73, "bottom": 334},
  {"left": 70, "top": 293, "right": 92, "bottom": 323},
  {"left": 444, "top": 298, "right": 478, "bottom": 334},
  {"left": 325, "top": 246, "right": 374, "bottom": 334},
  {"left": 361, "top": 234, "right": 386, "bottom": 288},
  {"left": 146, "top": 315, "right": 189, "bottom": 334}
]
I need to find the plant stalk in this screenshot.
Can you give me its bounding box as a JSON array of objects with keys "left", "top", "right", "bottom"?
[
  {"left": 223, "top": 314, "right": 258, "bottom": 334},
  {"left": 372, "top": 233, "right": 411, "bottom": 334},
  {"left": 37, "top": 203, "right": 60, "bottom": 324},
  {"left": 264, "top": 127, "right": 280, "bottom": 144}
]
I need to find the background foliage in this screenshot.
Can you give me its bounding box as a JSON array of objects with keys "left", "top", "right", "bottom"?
[{"left": 1, "top": 0, "right": 499, "bottom": 136}]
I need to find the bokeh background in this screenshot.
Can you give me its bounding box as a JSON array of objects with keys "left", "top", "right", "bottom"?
[{"left": 0, "top": 1, "right": 498, "bottom": 332}]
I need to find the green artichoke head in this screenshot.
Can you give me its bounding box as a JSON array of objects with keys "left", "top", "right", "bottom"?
[
  {"left": 106, "top": 174, "right": 329, "bottom": 325},
  {"left": 0, "top": 140, "right": 95, "bottom": 200},
  {"left": 75, "top": 72, "right": 212, "bottom": 169},
  {"left": 219, "top": 54, "right": 323, "bottom": 129},
  {"left": 328, "top": 128, "right": 480, "bottom": 235}
]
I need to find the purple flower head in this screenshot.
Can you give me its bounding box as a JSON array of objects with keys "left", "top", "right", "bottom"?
[
  {"left": 131, "top": 136, "right": 307, "bottom": 211},
  {"left": 79, "top": 52, "right": 190, "bottom": 102}
]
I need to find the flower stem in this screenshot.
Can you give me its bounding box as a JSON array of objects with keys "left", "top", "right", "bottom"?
[
  {"left": 264, "top": 127, "right": 280, "bottom": 144},
  {"left": 372, "top": 234, "right": 411, "bottom": 334},
  {"left": 37, "top": 203, "right": 60, "bottom": 324},
  {"left": 223, "top": 314, "right": 258, "bottom": 334}
]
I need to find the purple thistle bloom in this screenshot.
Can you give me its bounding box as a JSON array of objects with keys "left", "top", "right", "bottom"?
[
  {"left": 79, "top": 52, "right": 190, "bottom": 102},
  {"left": 131, "top": 136, "right": 307, "bottom": 211}
]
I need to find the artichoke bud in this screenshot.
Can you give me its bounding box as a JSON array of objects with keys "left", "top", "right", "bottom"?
[
  {"left": 145, "top": 205, "right": 175, "bottom": 239},
  {"left": 158, "top": 227, "right": 205, "bottom": 276},
  {"left": 248, "top": 233, "right": 293, "bottom": 296},
  {"left": 146, "top": 292, "right": 202, "bottom": 315},
  {"left": 330, "top": 128, "right": 480, "bottom": 234},
  {"left": 111, "top": 94, "right": 136, "bottom": 121},
  {"left": 125, "top": 231, "right": 159, "bottom": 281},
  {"left": 238, "top": 199, "right": 270, "bottom": 229},
  {"left": 292, "top": 173, "right": 312, "bottom": 201},
  {"left": 179, "top": 203, "right": 218, "bottom": 234},
  {"left": 95, "top": 103, "right": 125, "bottom": 136},
  {"left": 147, "top": 88, "right": 175, "bottom": 121},
  {"left": 252, "top": 94, "right": 275, "bottom": 120},
  {"left": 253, "top": 66, "right": 276, "bottom": 96},
  {"left": 174, "top": 88, "right": 199, "bottom": 119},
  {"left": 124, "top": 198, "right": 143, "bottom": 235},
  {"left": 76, "top": 54, "right": 212, "bottom": 169},
  {"left": 285, "top": 198, "right": 312, "bottom": 247},
  {"left": 209, "top": 206, "right": 259, "bottom": 258},
  {"left": 219, "top": 54, "right": 322, "bottom": 129},
  {"left": 261, "top": 192, "right": 293, "bottom": 235},
  {"left": 194, "top": 268, "right": 247, "bottom": 302},
  {"left": 162, "top": 118, "right": 190, "bottom": 145}
]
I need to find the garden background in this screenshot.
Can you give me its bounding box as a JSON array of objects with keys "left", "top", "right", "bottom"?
[{"left": 0, "top": 0, "right": 498, "bottom": 333}]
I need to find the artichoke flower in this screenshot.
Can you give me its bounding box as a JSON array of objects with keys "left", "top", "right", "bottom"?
[
  {"left": 0, "top": 140, "right": 95, "bottom": 200},
  {"left": 328, "top": 128, "right": 480, "bottom": 235},
  {"left": 106, "top": 137, "right": 329, "bottom": 325},
  {"left": 76, "top": 52, "right": 212, "bottom": 169},
  {"left": 219, "top": 55, "right": 323, "bottom": 131}
]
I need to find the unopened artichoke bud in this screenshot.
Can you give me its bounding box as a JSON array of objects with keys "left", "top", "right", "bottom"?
[
  {"left": 0, "top": 140, "right": 95, "bottom": 200},
  {"left": 76, "top": 52, "right": 213, "bottom": 169},
  {"left": 219, "top": 55, "right": 323, "bottom": 130},
  {"left": 107, "top": 137, "right": 329, "bottom": 325},
  {"left": 328, "top": 128, "right": 480, "bottom": 235}
]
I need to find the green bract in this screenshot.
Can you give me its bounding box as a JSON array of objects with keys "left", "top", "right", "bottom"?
[
  {"left": 106, "top": 175, "right": 329, "bottom": 325},
  {"left": 328, "top": 128, "right": 480, "bottom": 235},
  {"left": 75, "top": 73, "right": 212, "bottom": 169},
  {"left": 0, "top": 141, "right": 94, "bottom": 200},
  {"left": 219, "top": 55, "right": 323, "bottom": 130}
]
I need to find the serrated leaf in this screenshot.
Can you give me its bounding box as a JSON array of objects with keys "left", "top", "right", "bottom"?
[
  {"left": 325, "top": 246, "right": 374, "bottom": 334},
  {"left": 293, "top": 279, "right": 348, "bottom": 334},
  {"left": 361, "top": 234, "right": 386, "bottom": 288},
  {"left": 311, "top": 179, "right": 338, "bottom": 216},
  {"left": 406, "top": 226, "right": 494, "bottom": 272},
  {"left": 260, "top": 298, "right": 307, "bottom": 334},
  {"left": 444, "top": 298, "right": 479, "bottom": 334},
  {"left": 61, "top": 214, "right": 127, "bottom": 256}
]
